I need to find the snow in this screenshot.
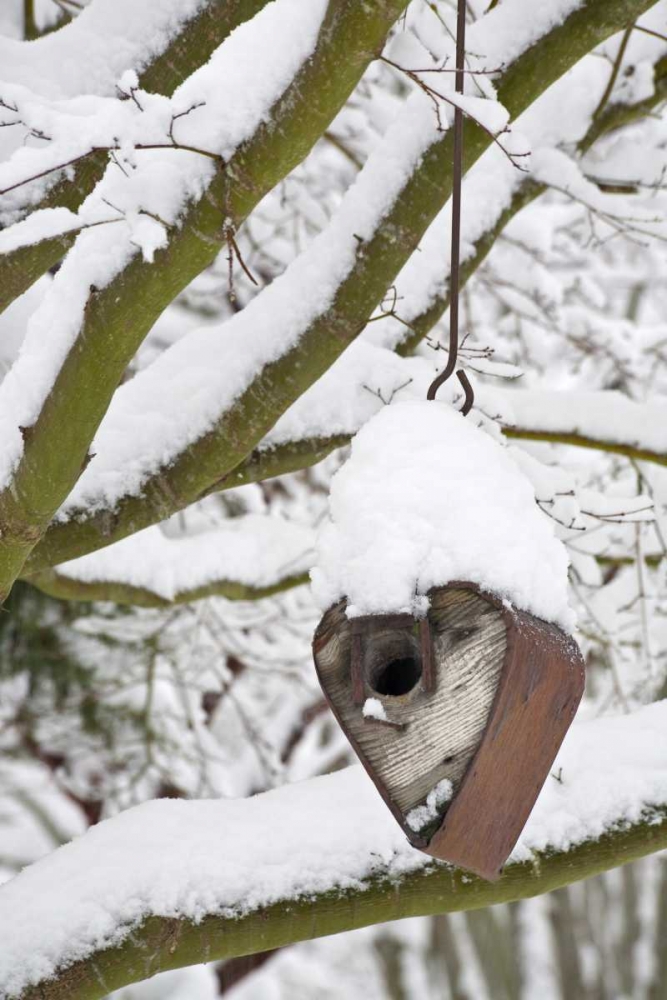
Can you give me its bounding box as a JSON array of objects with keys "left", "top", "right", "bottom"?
[
  {"left": 365, "top": 13, "right": 662, "bottom": 357},
  {"left": 461, "top": 0, "right": 586, "bottom": 71},
  {"left": 262, "top": 340, "right": 667, "bottom": 472},
  {"left": 406, "top": 779, "right": 454, "bottom": 833},
  {"left": 0, "top": 0, "right": 329, "bottom": 492},
  {"left": 486, "top": 387, "right": 667, "bottom": 457},
  {"left": 265, "top": 342, "right": 437, "bottom": 447},
  {"left": 0, "top": 0, "right": 207, "bottom": 99},
  {"left": 1, "top": 697, "right": 667, "bottom": 998},
  {"left": 0, "top": 208, "right": 81, "bottom": 254},
  {"left": 311, "top": 400, "right": 574, "bottom": 629},
  {"left": 54, "top": 515, "right": 314, "bottom": 600},
  {"left": 362, "top": 145, "right": 523, "bottom": 352},
  {"left": 0, "top": 0, "right": 329, "bottom": 218},
  {"left": 362, "top": 698, "right": 388, "bottom": 722},
  {"left": 50, "top": 87, "right": 443, "bottom": 518},
  {"left": 0, "top": 0, "right": 602, "bottom": 511}
]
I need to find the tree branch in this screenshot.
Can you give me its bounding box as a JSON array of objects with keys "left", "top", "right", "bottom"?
[
  {"left": 26, "top": 567, "right": 309, "bottom": 607},
  {"left": 0, "top": 0, "right": 275, "bottom": 316},
  {"left": 502, "top": 428, "right": 667, "bottom": 467},
  {"left": 0, "top": 0, "right": 409, "bottom": 601},
  {"left": 395, "top": 51, "right": 667, "bottom": 356},
  {"left": 6, "top": 787, "right": 667, "bottom": 1000},
  {"left": 23, "top": 381, "right": 667, "bottom": 580},
  {"left": 4, "top": 696, "right": 665, "bottom": 998}
]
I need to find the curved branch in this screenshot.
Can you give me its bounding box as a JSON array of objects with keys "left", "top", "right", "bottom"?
[
  {"left": 4, "top": 719, "right": 667, "bottom": 1000},
  {"left": 579, "top": 51, "right": 667, "bottom": 153},
  {"left": 395, "top": 51, "right": 667, "bottom": 356},
  {"left": 0, "top": 0, "right": 275, "bottom": 316},
  {"left": 16, "top": 819, "right": 667, "bottom": 1000},
  {"left": 502, "top": 428, "right": 667, "bottom": 466},
  {"left": 239, "top": 413, "right": 667, "bottom": 481},
  {"left": 220, "top": 409, "right": 667, "bottom": 496},
  {"left": 0, "top": 0, "right": 409, "bottom": 600},
  {"left": 0, "top": 151, "right": 109, "bottom": 315},
  {"left": 35, "top": 820, "right": 667, "bottom": 1000},
  {"left": 27, "top": 567, "right": 309, "bottom": 607}
]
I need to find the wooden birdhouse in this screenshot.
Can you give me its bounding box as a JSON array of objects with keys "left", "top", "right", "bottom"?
[
  {"left": 310, "top": 400, "right": 586, "bottom": 881},
  {"left": 313, "top": 583, "right": 585, "bottom": 881}
]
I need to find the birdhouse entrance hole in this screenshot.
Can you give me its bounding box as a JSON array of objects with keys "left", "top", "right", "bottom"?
[
  {"left": 365, "top": 628, "right": 422, "bottom": 697},
  {"left": 373, "top": 655, "right": 421, "bottom": 697}
]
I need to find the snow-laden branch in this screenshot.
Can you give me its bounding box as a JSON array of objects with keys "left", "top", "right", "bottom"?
[
  {"left": 379, "top": 43, "right": 667, "bottom": 356},
  {"left": 0, "top": 0, "right": 406, "bottom": 603},
  {"left": 0, "top": 0, "right": 275, "bottom": 315},
  {"left": 2, "top": 700, "right": 667, "bottom": 1000},
  {"left": 581, "top": 51, "right": 667, "bottom": 154},
  {"left": 28, "top": 514, "right": 313, "bottom": 606},
  {"left": 19, "top": 0, "right": 655, "bottom": 583},
  {"left": 23, "top": 362, "right": 667, "bottom": 588}
]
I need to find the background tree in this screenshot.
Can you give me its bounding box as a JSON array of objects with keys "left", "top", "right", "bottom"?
[{"left": 2, "top": 0, "right": 667, "bottom": 997}]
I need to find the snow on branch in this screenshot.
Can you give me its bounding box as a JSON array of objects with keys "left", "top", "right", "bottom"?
[
  {"left": 263, "top": 340, "right": 667, "bottom": 470},
  {"left": 493, "top": 388, "right": 667, "bottom": 465},
  {"left": 2, "top": 700, "right": 667, "bottom": 999},
  {"left": 368, "top": 36, "right": 667, "bottom": 356},
  {"left": 0, "top": 0, "right": 276, "bottom": 314},
  {"left": 0, "top": 0, "right": 384, "bottom": 604},
  {"left": 0, "top": 0, "right": 328, "bottom": 213},
  {"left": 30, "top": 514, "right": 314, "bottom": 607},
  {"left": 0, "top": 0, "right": 273, "bottom": 219},
  {"left": 21, "top": 337, "right": 666, "bottom": 585},
  {"left": 0, "top": 0, "right": 214, "bottom": 101}
]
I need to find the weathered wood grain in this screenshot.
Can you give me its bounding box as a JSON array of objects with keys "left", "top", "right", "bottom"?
[{"left": 314, "top": 589, "right": 505, "bottom": 819}]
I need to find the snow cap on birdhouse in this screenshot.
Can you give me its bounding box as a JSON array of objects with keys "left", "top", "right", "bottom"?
[
  {"left": 311, "top": 400, "right": 573, "bottom": 629},
  {"left": 312, "top": 401, "right": 585, "bottom": 881}
]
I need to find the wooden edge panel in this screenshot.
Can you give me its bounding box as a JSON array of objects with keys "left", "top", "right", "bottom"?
[{"left": 425, "top": 597, "right": 585, "bottom": 880}]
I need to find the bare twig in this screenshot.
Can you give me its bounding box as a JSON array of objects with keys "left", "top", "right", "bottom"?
[{"left": 380, "top": 55, "right": 530, "bottom": 172}]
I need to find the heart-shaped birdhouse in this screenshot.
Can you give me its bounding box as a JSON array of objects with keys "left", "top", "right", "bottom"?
[{"left": 311, "top": 401, "right": 585, "bottom": 881}]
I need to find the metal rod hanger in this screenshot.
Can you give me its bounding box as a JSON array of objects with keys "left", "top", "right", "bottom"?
[{"left": 426, "top": 0, "right": 473, "bottom": 416}]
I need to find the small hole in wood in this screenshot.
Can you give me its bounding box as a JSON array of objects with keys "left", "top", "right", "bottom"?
[{"left": 372, "top": 656, "right": 422, "bottom": 697}]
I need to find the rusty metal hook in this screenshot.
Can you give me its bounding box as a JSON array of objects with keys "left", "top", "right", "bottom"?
[{"left": 426, "top": 0, "right": 474, "bottom": 417}]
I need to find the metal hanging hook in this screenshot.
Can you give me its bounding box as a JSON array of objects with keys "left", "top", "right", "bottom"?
[{"left": 426, "top": 0, "right": 474, "bottom": 417}]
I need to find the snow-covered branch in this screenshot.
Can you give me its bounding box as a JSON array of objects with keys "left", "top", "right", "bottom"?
[
  {"left": 0, "top": 0, "right": 406, "bottom": 602},
  {"left": 3, "top": 700, "right": 667, "bottom": 1000},
  {"left": 0, "top": 0, "right": 274, "bottom": 314},
  {"left": 384, "top": 43, "right": 667, "bottom": 356},
  {"left": 28, "top": 514, "right": 313, "bottom": 607}
]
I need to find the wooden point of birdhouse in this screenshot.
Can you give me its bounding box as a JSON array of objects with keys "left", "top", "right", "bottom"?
[{"left": 312, "top": 582, "right": 585, "bottom": 882}]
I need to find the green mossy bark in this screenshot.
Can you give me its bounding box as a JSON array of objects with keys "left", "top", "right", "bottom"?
[
  {"left": 23, "top": 0, "right": 657, "bottom": 578},
  {"left": 501, "top": 428, "right": 667, "bottom": 467},
  {"left": 28, "top": 567, "right": 309, "bottom": 607},
  {"left": 0, "top": 0, "right": 275, "bottom": 316},
  {"left": 0, "top": 0, "right": 409, "bottom": 595},
  {"left": 17, "top": 812, "right": 667, "bottom": 1000}
]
